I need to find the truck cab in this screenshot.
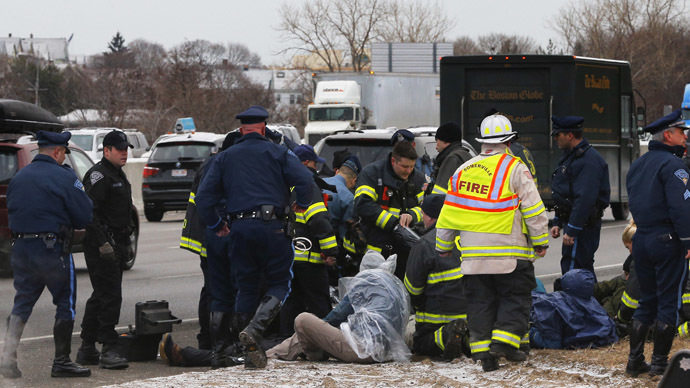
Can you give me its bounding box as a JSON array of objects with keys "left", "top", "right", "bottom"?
[{"left": 304, "top": 81, "right": 363, "bottom": 145}]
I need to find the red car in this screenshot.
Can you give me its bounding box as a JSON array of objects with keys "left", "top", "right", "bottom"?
[{"left": 0, "top": 100, "right": 139, "bottom": 276}]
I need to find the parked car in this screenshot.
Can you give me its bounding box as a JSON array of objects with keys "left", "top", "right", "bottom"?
[
  {"left": 66, "top": 127, "right": 148, "bottom": 161},
  {"left": 267, "top": 123, "right": 301, "bottom": 144},
  {"left": 0, "top": 100, "right": 140, "bottom": 276},
  {"left": 141, "top": 131, "right": 225, "bottom": 222},
  {"left": 313, "top": 126, "right": 478, "bottom": 172}
]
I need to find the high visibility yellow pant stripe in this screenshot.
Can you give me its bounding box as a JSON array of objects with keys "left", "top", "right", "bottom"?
[
  {"left": 188, "top": 192, "right": 196, "bottom": 204},
  {"left": 434, "top": 327, "right": 445, "bottom": 351},
  {"left": 679, "top": 322, "right": 689, "bottom": 337},
  {"left": 682, "top": 293, "right": 690, "bottom": 304},
  {"left": 492, "top": 329, "right": 520, "bottom": 348},
  {"left": 621, "top": 291, "right": 639, "bottom": 309},
  {"left": 521, "top": 333, "right": 529, "bottom": 345},
  {"left": 470, "top": 340, "right": 490, "bottom": 354},
  {"left": 415, "top": 312, "right": 467, "bottom": 324}
]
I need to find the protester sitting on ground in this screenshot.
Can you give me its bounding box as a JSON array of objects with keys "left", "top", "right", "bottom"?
[
  {"left": 593, "top": 220, "right": 640, "bottom": 336},
  {"left": 530, "top": 269, "right": 619, "bottom": 349},
  {"left": 404, "top": 194, "right": 469, "bottom": 360},
  {"left": 267, "top": 252, "right": 411, "bottom": 363}
]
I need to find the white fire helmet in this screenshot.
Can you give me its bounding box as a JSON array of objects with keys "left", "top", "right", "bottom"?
[{"left": 476, "top": 114, "right": 517, "bottom": 144}]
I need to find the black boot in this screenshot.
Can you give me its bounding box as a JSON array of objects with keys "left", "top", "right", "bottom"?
[
  {"left": 0, "top": 315, "right": 26, "bottom": 379},
  {"left": 442, "top": 319, "right": 469, "bottom": 360},
  {"left": 239, "top": 295, "right": 282, "bottom": 369},
  {"left": 51, "top": 319, "right": 91, "bottom": 378},
  {"left": 474, "top": 352, "right": 499, "bottom": 372},
  {"left": 649, "top": 321, "right": 675, "bottom": 376},
  {"left": 100, "top": 343, "right": 128, "bottom": 369},
  {"left": 625, "top": 319, "right": 650, "bottom": 377},
  {"left": 210, "top": 311, "right": 232, "bottom": 369},
  {"left": 75, "top": 341, "right": 100, "bottom": 365},
  {"left": 490, "top": 342, "right": 527, "bottom": 362}
]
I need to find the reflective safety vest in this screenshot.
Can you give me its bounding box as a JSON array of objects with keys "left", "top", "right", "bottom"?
[{"left": 437, "top": 153, "right": 520, "bottom": 235}]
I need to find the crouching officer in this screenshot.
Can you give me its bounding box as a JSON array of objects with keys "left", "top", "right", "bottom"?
[
  {"left": 625, "top": 110, "right": 690, "bottom": 377},
  {"left": 1, "top": 131, "right": 93, "bottom": 378},
  {"left": 76, "top": 130, "right": 134, "bottom": 370},
  {"left": 196, "top": 105, "right": 313, "bottom": 369},
  {"left": 550, "top": 116, "right": 610, "bottom": 277}
]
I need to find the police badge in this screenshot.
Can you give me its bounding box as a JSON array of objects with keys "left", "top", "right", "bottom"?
[{"left": 674, "top": 169, "right": 689, "bottom": 185}]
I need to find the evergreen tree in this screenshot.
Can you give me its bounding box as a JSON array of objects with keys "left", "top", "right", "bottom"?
[{"left": 107, "top": 32, "right": 128, "bottom": 53}]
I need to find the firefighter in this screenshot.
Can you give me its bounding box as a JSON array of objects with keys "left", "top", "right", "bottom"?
[
  {"left": 280, "top": 145, "right": 339, "bottom": 337},
  {"left": 435, "top": 113, "right": 549, "bottom": 372},
  {"left": 426, "top": 121, "right": 473, "bottom": 196},
  {"left": 355, "top": 140, "right": 425, "bottom": 280}
]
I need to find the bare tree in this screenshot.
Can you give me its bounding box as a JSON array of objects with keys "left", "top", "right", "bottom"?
[
  {"left": 226, "top": 43, "right": 262, "bottom": 68},
  {"left": 129, "top": 39, "right": 167, "bottom": 72},
  {"left": 453, "top": 36, "right": 483, "bottom": 55},
  {"left": 375, "top": 0, "right": 456, "bottom": 43},
  {"left": 477, "top": 33, "right": 538, "bottom": 54}
]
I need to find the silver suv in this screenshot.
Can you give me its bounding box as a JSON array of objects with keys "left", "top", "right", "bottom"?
[{"left": 67, "top": 128, "right": 149, "bottom": 161}]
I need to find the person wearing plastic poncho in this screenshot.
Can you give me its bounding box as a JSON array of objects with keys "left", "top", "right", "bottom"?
[{"left": 267, "top": 252, "right": 411, "bottom": 363}]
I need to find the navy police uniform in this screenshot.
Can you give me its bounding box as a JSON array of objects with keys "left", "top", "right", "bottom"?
[
  {"left": 625, "top": 110, "right": 690, "bottom": 376},
  {"left": 550, "top": 116, "right": 610, "bottom": 275},
  {"left": 195, "top": 105, "right": 313, "bottom": 368},
  {"left": 2, "top": 130, "right": 93, "bottom": 378}
]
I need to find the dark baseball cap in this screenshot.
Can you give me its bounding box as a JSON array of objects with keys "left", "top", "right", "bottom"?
[{"left": 103, "top": 130, "right": 133, "bottom": 150}]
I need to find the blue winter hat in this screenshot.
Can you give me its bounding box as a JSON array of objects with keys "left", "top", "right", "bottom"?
[
  {"left": 643, "top": 109, "right": 689, "bottom": 134},
  {"left": 341, "top": 155, "right": 362, "bottom": 174},
  {"left": 390, "top": 129, "right": 415, "bottom": 145},
  {"left": 421, "top": 194, "right": 445, "bottom": 219},
  {"left": 36, "top": 130, "right": 71, "bottom": 153},
  {"left": 550, "top": 116, "right": 584, "bottom": 136}
]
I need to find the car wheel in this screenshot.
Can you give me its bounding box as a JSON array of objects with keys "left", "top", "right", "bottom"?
[
  {"left": 611, "top": 202, "right": 630, "bottom": 221},
  {"left": 145, "top": 208, "right": 164, "bottom": 222},
  {"left": 123, "top": 224, "right": 138, "bottom": 271}
]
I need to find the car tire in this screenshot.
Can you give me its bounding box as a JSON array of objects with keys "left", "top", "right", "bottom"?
[
  {"left": 145, "top": 208, "right": 164, "bottom": 222},
  {"left": 123, "top": 224, "right": 138, "bottom": 271},
  {"left": 611, "top": 202, "right": 630, "bottom": 221}
]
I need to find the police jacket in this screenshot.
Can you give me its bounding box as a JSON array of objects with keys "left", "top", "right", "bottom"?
[
  {"left": 292, "top": 168, "right": 339, "bottom": 264},
  {"left": 354, "top": 155, "right": 425, "bottom": 252},
  {"left": 196, "top": 132, "right": 313, "bottom": 231},
  {"left": 8, "top": 154, "right": 93, "bottom": 234},
  {"left": 404, "top": 227, "right": 466, "bottom": 326},
  {"left": 84, "top": 157, "right": 133, "bottom": 245},
  {"left": 427, "top": 141, "right": 472, "bottom": 196},
  {"left": 551, "top": 138, "right": 610, "bottom": 237},
  {"left": 627, "top": 141, "right": 690, "bottom": 249},
  {"left": 323, "top": 174, "right": 354, "bottom": 239}
]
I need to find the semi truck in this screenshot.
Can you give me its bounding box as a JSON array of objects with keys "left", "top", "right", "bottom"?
[
  {"left": 440, "top": 55, "right": 640, "bottom": 220},
  {"left": 304, "top": 72, "right": 440, "bottom": 145}
]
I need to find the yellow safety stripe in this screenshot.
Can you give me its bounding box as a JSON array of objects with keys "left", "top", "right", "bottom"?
[
  {"left": 415, "top": 312, "right": 467, "bottom": 324},
  {"left": 375, "top": 210, "right": 396, "bottom": 230},
  {"left": 435, "top": 327, "right": 445, "bottom": 350},
  {"left": 460, "top": 245, "right": 534, "bottom": 259},
  {"left": 295, "top": 213, "right": 306, "bottom": 224},
  {"left": 409, "top": 206, "right": 423, "bottom": 223},
  {"left": 682, "top": 293, "right": 690, "bottom": 305},
  {"left": 404, "top": 274, "right": 424, "bottom": 296},
  {"left": 427, "top": 267, "right": 463, "bottom": 284},
  {"left": 530, "top": 233, "right": 549, "bottom": 246},
  {"left": 470, "top": 340, "right": 491, "bottom": 354},
  {"left": 521, "top": 333, "right": 529, "bottom": 345},
  {"left": 188, "top": 191, "right": 195, "bottom": 204},
  {"left": 386, "top": 207, "right": 401, "bottom": 217},
  {"left": 303, "top": 202, "right": 327, "bottom": 222},
  {"left": 416, "top": 191, "right": 424, "bottom": 202},
  {"left": 366, "top": 245, "right": 382, "bottom": 253},
  {"left": 521, "top": 201, "right": 545, "bottom": 219},
  {"left": 621, "top": 291, "right": 639, "bottom": 309},
  {"left": 679, "top": 322, "right": 689, "bottom": 337},
  {"left": 355, "top": 185, "right": 377, "bottom": 200},
  {"left": 343, "top": 238, "right": 357, "bottom": 254},
  {"left": 435, "top": 236, "right": 454, "bottom": 252},
  {"left": 492, "top": 329, "right": 521, "bottom": 348},
  {"left": 294, "top": 250, "right": 324, "bottom": 264},
  {"left": 319, "top": 235, "right": 337, "bottom": 250},
  {"left": 431, "top": 184, "right": 448, "bottom": 195},
  {"left": 180, "top": 237, "right": 207, "bottom": 258}
]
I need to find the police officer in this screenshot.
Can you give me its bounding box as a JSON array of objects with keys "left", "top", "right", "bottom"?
[
  {"left": 435, "top": 114, "right": 549, "bottom": 372},
  {"left": 280, "top": 145, "right": 339, "bottom": 337},
  {"left": 625, "top": 110, "right": 690, "bottom": 377},
  {"left": 426, "top": 121, "right": 472, "bottom": 196},
  {"left": 355, "top": 140, "right": 425, "bottom": 280},
  {"left": 1, "top": 131, "right": 93, "bottom": 378},
  {"left": 405, "top": 194, "right": 469, "bottom": 360},
  {"left": 195, "top": 105, "right": 313, "bottom": 369},
  {"left": 76, "top": 130, "right": 134, "bottom": 370},
  {"left": 323, "top": 156, "right": 361, "bottom": 259},
  {"left": 550, "top": 116, "right": 610, "bottom": 276},
  {"left": 180, "top": 132, "right": 241, "bottom": 368}
]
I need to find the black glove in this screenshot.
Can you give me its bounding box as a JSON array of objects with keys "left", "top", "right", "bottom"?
[
  {"left": 99, "top": 242, "right": 116, "bottom": 263},
  {"left": 392, "top": 224, "right": 421, "bottom": 249}
]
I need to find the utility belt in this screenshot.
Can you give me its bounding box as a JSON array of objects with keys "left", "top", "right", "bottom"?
[
  {"left": 229, "top": 205, "right": 287, "bottom": 222},
  {"left": 553, "top": 201, "right": 606, "bottom": 227},
  {"left": 12, "top": 225, "right": 73, "bottom": 254}
]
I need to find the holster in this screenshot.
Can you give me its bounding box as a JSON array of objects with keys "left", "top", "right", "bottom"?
[
  {"left": 59, "top": 225, "right": 74, "bottom": 255},
  {"left": 284, "top": 206, "right": 296, "bottom": 238},
  {"left": 260, "top": 205, "right": 275, "bottom": 223}
]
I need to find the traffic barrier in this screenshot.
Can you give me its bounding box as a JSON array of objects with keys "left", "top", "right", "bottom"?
[{"left": 123, "top": 158, "right": 147, "bottom": 213}]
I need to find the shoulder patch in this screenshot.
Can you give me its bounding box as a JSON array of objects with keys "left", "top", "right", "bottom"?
[
  {"left": 524, "top": 170, "right": 533, "bottom": 180},
  {"left": 74, "top": 179, "right": 84, "bottom": 191},
  {"left": 674, "top": 169, "right": 689, "bottom": 186},
  {"left": 90, "top": 171, "right": 105, "bottom": 185}
]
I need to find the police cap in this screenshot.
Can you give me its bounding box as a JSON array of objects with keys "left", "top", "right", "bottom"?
[
  {"left": 103, "top": 130, "right": 133, "bottom": 150},
  {"left": 643, "top": 109, "right": 690, "bottom": 134},
  {"left": 421, "top": 194, "right": 445, "bottom": 219},
  {"left": 236, "top": 105, "right": 269, "bottom": 124},
  {"left": 550, "top": 116, "right": 584, "bottom": 136},
  {"left": 341, "top": 155, "right": 362, "bottom": 174},
  {"left": 390, "top": 129, "right": 415, "bottom": 145},
  {"left": 294, "top": 144, "right": 326, "bottom": 164},
  {"left": 36, "top": 130, "right": 71, "bottom": 153}
]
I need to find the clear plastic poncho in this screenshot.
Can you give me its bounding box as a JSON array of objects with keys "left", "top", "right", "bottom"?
[{"left": 339, "top": 255, "right": 411, "bottom": 362}]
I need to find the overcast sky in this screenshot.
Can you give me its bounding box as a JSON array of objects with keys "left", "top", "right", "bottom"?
[{"left": 3, "top": 0, "right": 571, "bottom": 65}]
